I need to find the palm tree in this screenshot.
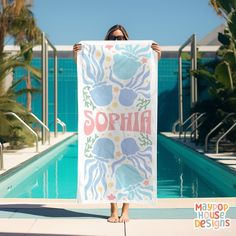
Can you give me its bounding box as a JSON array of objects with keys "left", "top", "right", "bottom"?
[
  {"left": 0, "top": 0, "right": 41, "bottom": 147},
  {"left": 209, "top": 0, "right": 236, "bottom": 19},
  {"left": 0, "top": 43, "right": 41, "bottom": 146},
  {"left": 0, "top": 0, "right": 26, "bottom": 56},
  {"left": 192, "top": 0, "right": 236, "bottom": 145},
  {"left": 0, "top": 0, "right": 41, "bottom": 111}
]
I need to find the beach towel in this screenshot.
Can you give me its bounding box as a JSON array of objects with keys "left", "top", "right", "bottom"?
[{"left": 77, "top": 40, "right": 157, "bottom": 203}]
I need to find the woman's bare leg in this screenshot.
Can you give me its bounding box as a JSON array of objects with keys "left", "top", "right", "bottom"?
[
  {"left": 107, "top": 203, "right": 119, "bottom": 223},
  {"left": 119, "top": 203, "right": 129, "bottom": 222}
]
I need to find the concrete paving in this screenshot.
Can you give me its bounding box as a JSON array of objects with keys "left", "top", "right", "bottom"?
[{"left": 0, "top": 198, "right": 236, "bottom": 236}]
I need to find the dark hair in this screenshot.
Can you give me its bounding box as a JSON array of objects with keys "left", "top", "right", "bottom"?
[{"left": 104, "top": 24, "right": 129, "bottom": 40}]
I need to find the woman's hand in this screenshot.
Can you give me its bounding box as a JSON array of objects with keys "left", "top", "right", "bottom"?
[
  {"left": 73, "top": 43, "right": 82, "bottom": 62},
  {"left": 73, "top": 43, "right": 82, "bottom": 53},
  {"left": 151, "top": 43, "right": 161, "bottom": 60}
]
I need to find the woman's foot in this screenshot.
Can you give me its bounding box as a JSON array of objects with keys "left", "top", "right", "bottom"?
[
  {"left": 107, "top": 212, "right": 119, "bottom": 223},
  {"left": 107, "top": 203, "right": 119, "bottom": 223},
  {"left": 119, "top": 203, "right": 129, "bottom": 223},
  {"left": 119, "top": 212, "right": 129, "bottom": 223}
]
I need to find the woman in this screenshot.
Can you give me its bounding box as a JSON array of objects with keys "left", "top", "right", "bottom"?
[
  {"left": 73, "top": 24, "right": 161, "bottom": 60},
  {"left": 73, "top": 24, "right": 161, "bottom": 223}
]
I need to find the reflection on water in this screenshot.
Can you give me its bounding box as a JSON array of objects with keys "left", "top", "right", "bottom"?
[
  {"left": 4, "top": 141, "right": 222, "bottom": 198},
  {"left": 157, "top": 142, "right": 220, "bottom": 198}
]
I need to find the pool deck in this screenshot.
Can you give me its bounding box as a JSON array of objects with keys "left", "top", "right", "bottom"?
[
  {"left": 0, "top": 198, "right": 236, "bottom": 235},
  {"left": 161, "top": 132, "right": 236, "bottom": 173},
  {"left": 0, "top": 132, "right": 236, "bottom": 235}
]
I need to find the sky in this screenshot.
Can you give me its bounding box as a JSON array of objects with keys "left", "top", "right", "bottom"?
[{"left": 32, "top": 0, "right": 225, "bottom": 46}]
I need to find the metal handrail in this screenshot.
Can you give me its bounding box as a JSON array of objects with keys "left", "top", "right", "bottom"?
[
  {"left": 41, "top": 32, "right": 58, "bottom": 141},
  {"left": 205, "top": 113, "right": 235, "bottom": 152},
  {"left": 5, "top": 112, "right": 39, "bottom": 152},
  {"left": 179, "top": 112, "right": 200, "bottom": 137},
  {"left": 190, "top": 117, "right": 207, "bottom": 141},
  {"left": 57, "top": 118, "right": 66, "bottom": 134},
  {"left": 183, "top": 113, "right": 206, "bottom": 141},
  {"left": 60, "top": 120, "right": 67, "bottom": 133},
  {"left": 0, "top": 142, "right": 3, "bottom": 170},
  {"left": 216, "top": 121, "right": 236, "bottom": 154},
  {"left": 173, "top": 34, "right": 197, "bottom": 134},
  {"left": 29, "top": 112, "right": 50, "bottom": 144},
  {"left": 172, "top": 120, "right": 180, "bottom": 133}
]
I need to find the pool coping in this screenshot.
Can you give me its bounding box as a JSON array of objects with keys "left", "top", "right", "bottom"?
[
  {"left": 161, "top": 132, "right": 236, "bottom": 173},
  {"left": 159, "top": 133, "right": 236, "bottom": 197},
  {"left": 0, "top": 197, "right": 236, "bottom": 208},
  {"left": 0, "top": 132, "right": 76, "bottom": 182},
  {"left": 0, "top": 198, "right": 236, "bottom": 220},
  {"left": 160, "top": 133, "right": 236, "bottom": 175}
]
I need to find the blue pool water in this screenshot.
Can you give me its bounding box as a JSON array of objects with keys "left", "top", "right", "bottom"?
[{"left": 0, "top": 135, "right": 232, "bottom": 198}]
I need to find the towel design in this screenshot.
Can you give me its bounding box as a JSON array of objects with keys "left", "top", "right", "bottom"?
[{"left": 77, "top": 41, "right": 157, "bottom": 203}]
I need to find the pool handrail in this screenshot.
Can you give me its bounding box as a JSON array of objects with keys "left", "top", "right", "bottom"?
[
  {"left": 205, "top": 113, "right": 235, "bottom": 152},
  {"left": 0, "top": 142, "right": 3, "bottom": 170},
  {"left": 172, "top": 120, "right": 180, "bottom": 133},
  {"left": 41, "top": 32, "right": 58, "bottom": 141},
  {"left": 173, "top": 34, "right": 197, "bottom": 134},
  {"left": 5, "top": 112, "right": 39, "bottom": 152},
  {"left": 190, "top": 116, "right": 207, "bottom": 141},
  {"left": 60, "top": 120, "right": 67, "bottom": 133},
  {"left": 29, "top": 112, "right": 50, "bottom": 145},
  {"left": 57, "top": 118, "right": 66, "bottom": 134},
  {"left": 178, "top": 112, "right": 200, "bottom": 138},
  {"left": 216, "top": 121, "right": 236, "bottom": 154},
  {"left": 183, "top": 113, "right": 206, "bottom": 142}
]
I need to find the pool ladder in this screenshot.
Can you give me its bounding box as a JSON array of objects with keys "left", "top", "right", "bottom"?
[
  {"left": 49, "top": 118, "right": 67, "bottom": 135},
  {"left": 176, "top": 112, "right": 206, "bottom": 142},
  {"left": 4, "top": 112, "right": 51, "bottom": 153},
  {"left": 205, "top": 113, "right": 236, "bottom": 153},
  {"left": 30, "top": 112, "right": 50, "bottom": 145},
  {"left": 5, "top": 112, "right": 39, "bottom": 152},
  {"left": 174, "top": 112, "right": 236, "bottom": 154},
  {"left": 57, "top": 118, "right": 67, "bottom": 134},
  {"left": 182, "top": 113, "right": 206, "bottom": 142}
]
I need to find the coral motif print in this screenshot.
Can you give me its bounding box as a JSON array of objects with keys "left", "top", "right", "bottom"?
[{"left": 77, "top": 41, "right": 157, "bottom": 203}]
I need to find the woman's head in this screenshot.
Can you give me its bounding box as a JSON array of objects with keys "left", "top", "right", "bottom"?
[{"left": 105, "top": 24, "right": 129, "bottom": 41}]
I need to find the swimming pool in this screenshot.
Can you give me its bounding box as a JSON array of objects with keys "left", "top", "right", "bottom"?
[{"left": 0, "top": 134, "right": 235, "bottom": 198}]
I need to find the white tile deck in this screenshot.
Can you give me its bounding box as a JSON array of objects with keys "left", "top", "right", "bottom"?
[
  {"left": 0, "top": 219, "right": 36, "bottom": 235},
  {"left": 29, "top": 219, "right": 124, "bottom": 236},
  {"left": 0, "top": 198, "right": 235, "bottom": 236},
  {"left": 126, "top": 219, "right": 236, "bottom": 236}
]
